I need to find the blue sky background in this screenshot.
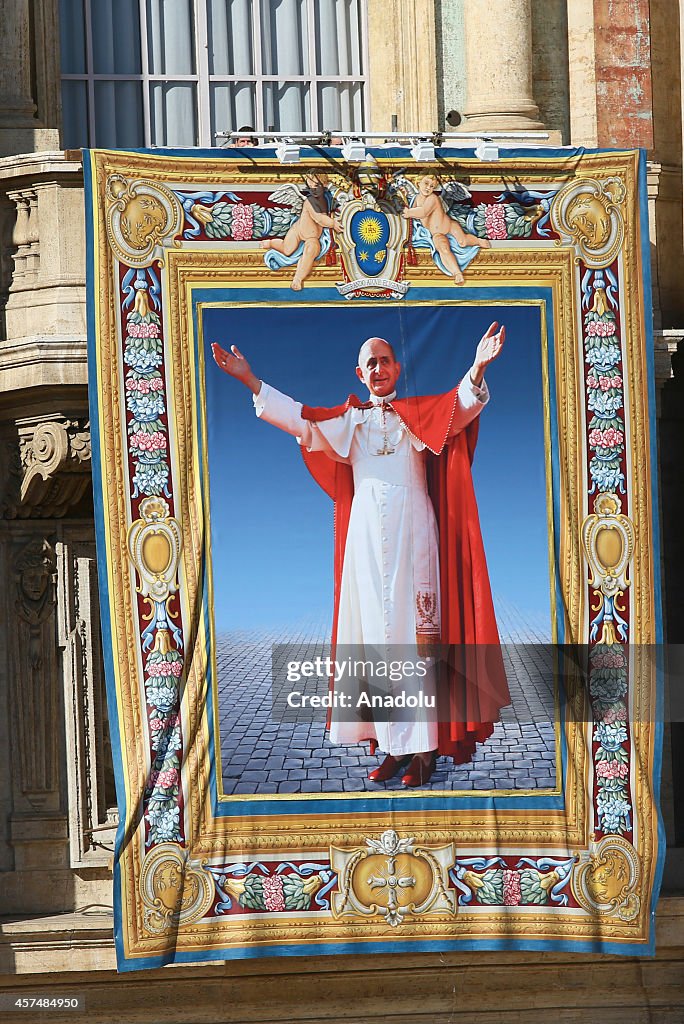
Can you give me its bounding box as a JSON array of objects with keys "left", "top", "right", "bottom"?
[{"left": 203, "top": 301, "right": 552, "bottom": 632}]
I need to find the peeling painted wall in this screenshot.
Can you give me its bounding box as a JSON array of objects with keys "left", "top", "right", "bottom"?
[{"left": 593, "top": 0, "right": 654, "bottom": 148}]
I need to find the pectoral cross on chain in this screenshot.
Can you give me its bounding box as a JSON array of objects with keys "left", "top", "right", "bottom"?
[{"left": 375, "top": 401, "right": 395, "bottom": 456}]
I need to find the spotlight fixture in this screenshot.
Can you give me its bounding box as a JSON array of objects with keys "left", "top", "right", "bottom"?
[
  {"left": 341, "top": 138, "right": 366, "bottom": 162},
  {"left": 275, "top": 140, "right": 301, "bottom": 164},
  {"left": 410, "top": 139, "right": 436, "bottom": 162},
  {"left": 474, "top": 138, "right": 500, "bottom": 162}
]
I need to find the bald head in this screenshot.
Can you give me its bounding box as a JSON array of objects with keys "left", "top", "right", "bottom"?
[
  {"left": 356, "top": 337, "right": 401, "bottom": 398},
  {"left": 357, "top": 337, "right": 397, "bottom": 366}
]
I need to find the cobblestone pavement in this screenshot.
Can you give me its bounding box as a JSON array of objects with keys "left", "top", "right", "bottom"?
[{"left": 217, "top": 597, "right": 556, "bottom": 795}]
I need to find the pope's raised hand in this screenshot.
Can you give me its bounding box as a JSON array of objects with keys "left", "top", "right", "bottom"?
[
  {"left": 474, "top": 322, "right": 505, "bottom": 371},
  {"left": 212, "top": 343, "right": 250, "bottom": 379},
  {"left": 211, "top": 343, "right": 262, "bottom": 395}
]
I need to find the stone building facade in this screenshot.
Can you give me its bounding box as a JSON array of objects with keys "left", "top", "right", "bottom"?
[{"left": 0, "top": 0, "right": 683, "bottom": 1019}]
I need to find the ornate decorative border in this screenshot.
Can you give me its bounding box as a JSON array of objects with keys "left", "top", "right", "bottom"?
[{"left": 86, "top": 147, "right": 661, "bottom": 966}]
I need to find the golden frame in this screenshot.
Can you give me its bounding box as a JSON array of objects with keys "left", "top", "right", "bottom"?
[{"left": 87, "top": 147, "right": 662, "bottom": 964}]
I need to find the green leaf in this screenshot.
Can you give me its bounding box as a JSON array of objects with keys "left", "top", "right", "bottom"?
[
  {"left": 520, "top": 869, "right": 548, "bottom": 905},
  {"left": 239, "top": 875, "right": 265, "bottom": 910},
  {"left": 476, "top": 870, "right": 503, "bottom": 905},
  {"left": 282, "top": 874, "right": 311, "bottom": 911}
]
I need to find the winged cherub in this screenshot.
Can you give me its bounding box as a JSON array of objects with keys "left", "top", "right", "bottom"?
[
  {"left": 401, "top": 174, "right": 490, "bottom": 284},
  {"left": 260, "top": 172, "right": 343, "bottom": 291}
]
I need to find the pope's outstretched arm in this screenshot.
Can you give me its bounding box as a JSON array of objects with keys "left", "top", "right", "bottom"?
[
  {"left": 211, "top": 342, "right": 316, "bottom": 444},
  {"left": 449, "top": 321, "right": 506, "bottom": 436}
]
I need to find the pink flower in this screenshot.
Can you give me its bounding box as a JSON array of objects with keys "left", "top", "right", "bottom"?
[
  {"left": 131, "top": 430, "right": 168, "bottom": 452},
  {"left": 598, "top": 705, "right": 627, "bottom": 724},
  {"left": 587, "top": 375, "right": 598, "bottom": 389},
  {"left": 232, "top": 204, "right": 254, "bottom": 241},
  {"left": 503, "top": 869, "right": 522, "bottom": 906},
  {"left": 149, "top": 377, "right": 164, "bottom": 392},
  {"left": 263, "top": 875, "right": 286, "bottom": 912},
  {"left": 595, "top": 321, "right": 617, "bottom": 337},
  {"left": 596, "top": 760, "right": 629, "bottom": 780},
  {"left": 586, "top": 320, "right": 598, "bottom": 336},
  {"left": 126, "top": 319, "right": 161, "bottom": 339},
  {"left": 149, "top": 717, "right": 164, "bottom": 732},
  {"left": 158, "top": 768, "right": 179, "bottom": 788},
  {"left": 483, "top": 204, "right": 507, "bottom": 240},
  {"left": 588, "top": 427, "right": 624, "bottom": 449}
]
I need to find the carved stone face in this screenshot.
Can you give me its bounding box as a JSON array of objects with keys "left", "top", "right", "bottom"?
[
  {"left": 566, "top": 195, "right": 611, "bottom": 248},
  {"left": 21, "top": 564, "right": 49, "bottom": 602}
]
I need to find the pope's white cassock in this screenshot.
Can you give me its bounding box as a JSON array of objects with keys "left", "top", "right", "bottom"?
[{"left": 254, "top": 376, "right": 489, "bottom": 756}]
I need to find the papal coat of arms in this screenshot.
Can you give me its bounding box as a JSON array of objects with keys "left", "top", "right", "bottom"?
[{"left": 335, "top": 193, "right": 410, "bottom": 299}]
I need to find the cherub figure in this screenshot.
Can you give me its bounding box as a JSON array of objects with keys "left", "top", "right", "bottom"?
[
  {"left": 401, "top": 174, "right": 490, "bottom": 285},
  {"left": 261, "top": 172, "right": 343, "bottom": 291}
]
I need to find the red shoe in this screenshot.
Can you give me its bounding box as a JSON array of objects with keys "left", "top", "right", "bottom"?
[
  {"left": 368, "top": 754, "right": 411, "bottom": 782},
  {"left": 401, "top": 752, "right": 437, "bottom": 787}
]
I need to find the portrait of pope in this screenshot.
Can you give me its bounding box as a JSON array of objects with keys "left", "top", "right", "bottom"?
[{"left": 211, "top": 321, "right": 511, "bottom": 787}]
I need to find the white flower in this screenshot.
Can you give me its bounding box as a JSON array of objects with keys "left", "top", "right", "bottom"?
[
  {"left": 147, "top": 804, "right": 181, "bottom": 843},
  {"left": 594, "top": 721, "right": 628, "bottom": 747},
  {"left": 145, "top": 680, "right": 178, "bottom": 713},
  {"left": 596, "top": 791, "right": 631, "bottom": 833}
]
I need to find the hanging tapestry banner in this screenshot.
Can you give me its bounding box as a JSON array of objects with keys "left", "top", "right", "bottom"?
[{"left": 84, "top": 145, "right": 664, "bottom": 970}]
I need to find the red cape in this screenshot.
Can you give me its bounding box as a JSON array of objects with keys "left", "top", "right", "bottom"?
[{"left": 300, "top": 387, "right": 510, "bottom": 763}]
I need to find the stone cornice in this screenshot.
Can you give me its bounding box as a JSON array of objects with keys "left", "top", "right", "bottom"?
[
  {"left": 0, "top": 150, "right": 82, "bottom": 188},
  {"left": 0, "top": 337, "right": 87, "bottom": 398}
]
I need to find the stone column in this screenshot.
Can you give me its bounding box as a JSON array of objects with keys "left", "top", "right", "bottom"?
[
  {"left": 458, "top": 0, "right": 545, "bottom": 132},
  {"left": 0, "top": 0, "right": 61, "bottom": 155},
  {"left": 0, "top": 0, "right": 36, "bottom": 130}
]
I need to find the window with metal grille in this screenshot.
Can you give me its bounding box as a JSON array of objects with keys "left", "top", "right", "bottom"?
[{"left": 59, "top": 0, "right": 367, "bottom": 148}]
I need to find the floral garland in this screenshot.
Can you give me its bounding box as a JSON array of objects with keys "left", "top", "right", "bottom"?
[
  {"left": 452, "top": 855, "right": 575, "bottom": 907},
  {"left": 144, "top": 645, "right": 183, "bottom": 846},
  {"left": 122, "top": 273, "right": 184, "bottom": 847},
  {"left": 209, "top": 863, "right": 333, "bottom": 914},
  {"left": 591, "top": 643, "right": 631, "bottom": 834},
  {"left": 123, "top": 298, "right": 170, "bottom": 499},
  {"left": 583, "top": 268, "right": 625, "bottom": 495},
  {"left": 448, "top": 193, "right": 556, "bottom": 240},
  {"left": 583, "top": 266, "right": 632, "bottom": 837}
]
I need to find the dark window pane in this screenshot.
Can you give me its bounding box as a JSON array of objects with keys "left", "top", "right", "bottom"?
[
  {"left": 94, "top": 81, "right": 143, "bottom": 147},
  {"left": 92, "top": 0, "right": 142, "bottom": 74},
  {"left": 61, "top": 79, "right": 89, "bottom": 147},
  {"left": 59, "top": 0, "right": 87, "bottom": 74}
]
